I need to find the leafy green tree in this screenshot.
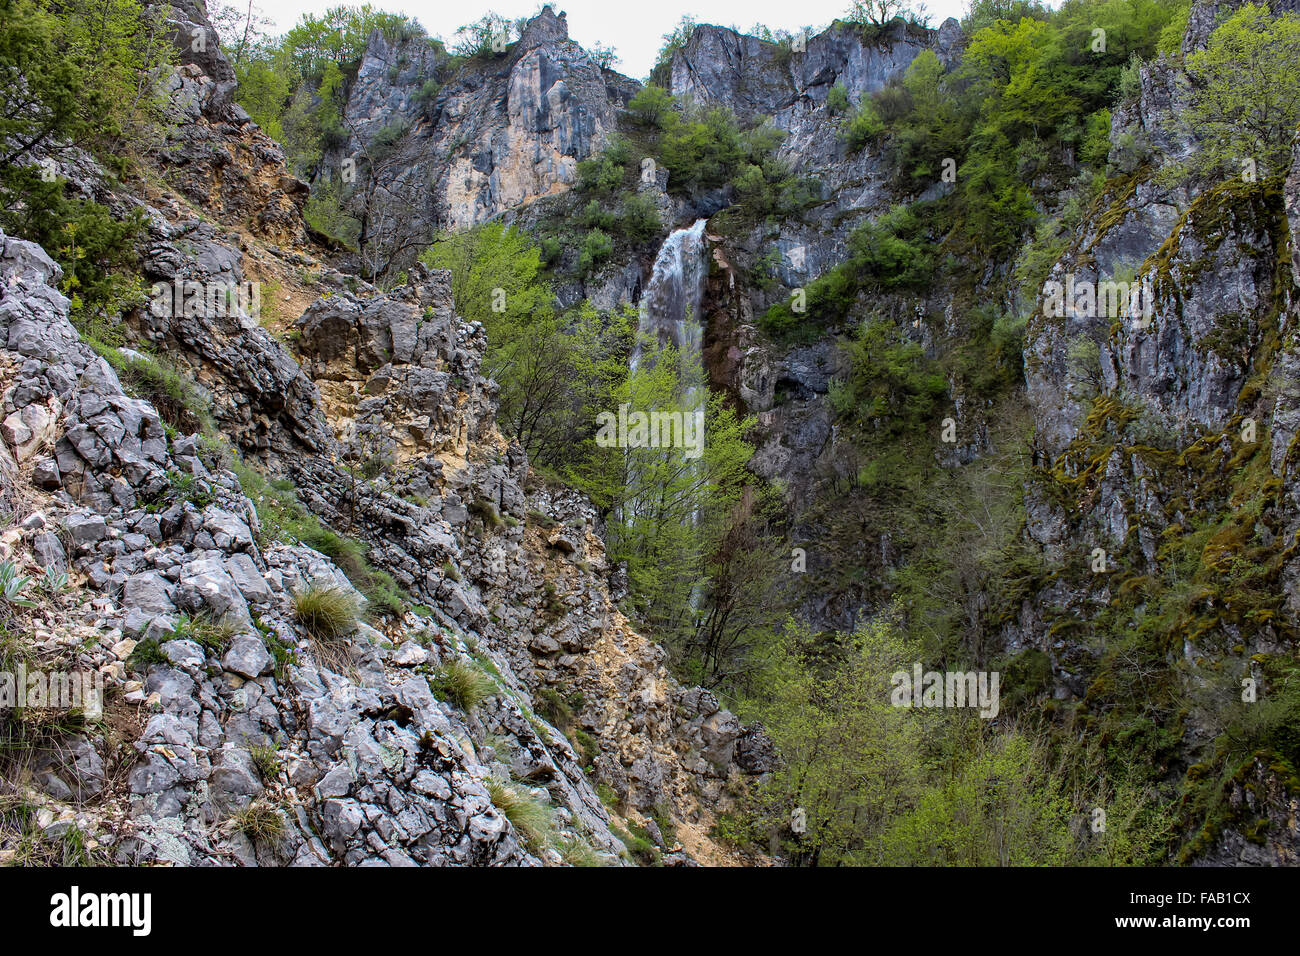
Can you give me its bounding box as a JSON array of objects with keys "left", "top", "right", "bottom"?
[
  {"left": 578, "top": 229, "right": 614, "bottom": 273},
  {"left": 651, "top": 15, "right": 697, "bottom": 83},
  {"left": 0, "top": 0, "right": 160, "bottom": 328},
  {"left": 1177, "top": 3, "right": 1300, "bottom": 181},
  {"left": 422, "top": 222, "right": 555, "bottom": 342},
  {"left": 742, "top": 614, "right": 935, "bottom": 865},
  {"left": 569, "top": 334, "right": 756, "bottom": 647},
  {"left": 878, "top": 726, "right": 1078, "bottom": 865},
  {"left": 832, "top": 317, "right": 948, "bottom": 438},
  {"left": 627, "top": 85, "right": 673, "bottom": 128},
  {"left": 421, "top": 225, "right": 632, "bottom": 467}
]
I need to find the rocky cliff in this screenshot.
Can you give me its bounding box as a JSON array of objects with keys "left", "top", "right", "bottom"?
[{"left": 335, "top": 6, "right": 637, "bottom": 243}]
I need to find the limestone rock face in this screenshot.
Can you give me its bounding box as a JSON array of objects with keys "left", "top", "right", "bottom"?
[
  {"left": 146, "top": 0, "right": 311, "bottom": 247},
  {"left": 337, "top": 5, "right": 637, "bottom": 246}
]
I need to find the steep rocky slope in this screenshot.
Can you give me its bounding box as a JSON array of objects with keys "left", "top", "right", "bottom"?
[{"left": 0, "top": 2, "right": 769, "bottom": 866}]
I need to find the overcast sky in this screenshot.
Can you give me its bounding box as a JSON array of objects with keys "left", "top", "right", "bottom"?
[{"left": 244, "top": 0, "right": 974, "bottom": 80}]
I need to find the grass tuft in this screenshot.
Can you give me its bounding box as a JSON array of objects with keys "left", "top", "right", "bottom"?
[
  {"left": 428, "top": 659, "right": 496, "bottom": 712},
  {"left": 231, "top": 802, "right": 285, "bottom": 844},
  {"left": 292, "top": 585, "right": 359, "bottom": 642},
  {"left": 486, "top": 780, "right": 551, "bottom": 852}
]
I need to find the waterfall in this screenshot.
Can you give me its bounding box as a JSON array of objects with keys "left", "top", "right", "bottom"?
[
  {"left": 632, "top": 218, "right": 710, "bottom": 386},
  {"left": 618, "top": 219, "right": 710, "bottom": 540}
]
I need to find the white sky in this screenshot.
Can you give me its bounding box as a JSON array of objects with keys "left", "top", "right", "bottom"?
[{"left": 246, "top": 0, "right": 974, "bottom": 80}]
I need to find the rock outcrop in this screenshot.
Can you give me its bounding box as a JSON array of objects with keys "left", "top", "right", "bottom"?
[{"left": 335, "top": 5, "right": 637, "bottom": 243}]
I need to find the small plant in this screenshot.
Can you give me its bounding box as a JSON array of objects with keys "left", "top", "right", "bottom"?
[
  {"left": 556, "top": 833, "right": 604, "bottom": 867},
  {"left": 0, "top": 798, "right": 107, "bottom": 865},
  {"left": 527, "top": 509, "right": 557, "bottom": 529},
  {"left": 362, "top": 568, "right": 407, "bottom": 620},
  {"left": 542, "top": 580, "right": 566, "bottom": 617},
  {"left": 468, "top": 499, "right": 505, "bottom": 530},
  {"left": 292, "top": 585, "right": 360, "bottom": 642},
  {"left": 252, "top": 616, "right": 298, "bottom": 682},
  {"left": 537, "top": 688, "right": 573, "bottom": 728},
  {"left": 650, "top": 803, "right": 678, "bottom": 845},
  {"left": 231, "top": 802, "right": 284, "bottom": 843},
  {"left": 126, "top": 637, "right": 168, "bottom": 671},
  {"left": 428, "top": 659, "right": 495, "bottom": 712},
  {"left": 172, "top": 612, "right": 237, "bottom": 652},
  {"left": 0, "top": 562, "right": 35, "bottom": 610},
  {"left": 166, "top": 470, "right": 214, "bottom": 508},
  {"left": 486, "top": 780, "right": 551, "bottom": 852},
  {"left": 38, "top": 567, "right": 68, "bottom": 596},
  {"left": 248, "top": 741, "right": 282, "bottom": 780},
  {"left": 615, "top": 820, "right": 660, "bottom": 865}
]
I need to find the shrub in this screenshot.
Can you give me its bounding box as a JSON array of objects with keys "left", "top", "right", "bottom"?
[
  {"left": 539, "top": 236, "right": 563, "bottom": 266},
  {"left": 580, "top": 198, "right": 616, "bottom": 231},
  {"left": 620, "top": 192, "right": 661, "bottom": 241},
  {"left": 627, "top": 84, "right": 674, "bottom": 128},
  {"left": 844, "top": 100, "right": 884, "bottom": 150},
  {"left": 415, "top": 77, "right": 440, "bottom": 115},
  {"left": 826, "top": 84, "right": 850, "bottom": 114},
  {"left": 292, "top": 585, "right": 360, "bottom": 642},
  {"left": 428, "top": 658, "right": 496, "bottom": 711},
  {"left": 578, "top": 229, "right": 614, "bottom": 274},
  {"left": 577, "top": 151, "right": 626, "bottom": 193},
  {"left": 657, "top": 105, "right": 745, "bottom": 193}
]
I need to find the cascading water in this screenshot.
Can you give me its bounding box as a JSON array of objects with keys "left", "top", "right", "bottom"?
[
  {"left": 621, "top": 219, "right": 711, "bottom": 537},
  {"left": 632, "top": 218, "right": 710, "bottom": 388}
]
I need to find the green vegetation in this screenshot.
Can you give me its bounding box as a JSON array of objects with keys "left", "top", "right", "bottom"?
[
  {"left": 423, "top": 225, "right": 634, "bottom": 469},
  {"left": 233, "top": 460, "right": 408, "bottom": 618},
  {"left": 762, "top": 202, "right": 938, "bottom": 337},
  {"left": 171, "top": 613, "right": 238, "bottom": 653},
  {"left": 1, "top": 797, "right": 108, "bottom": 866},
  {"left": 1169, "top": 4, "right": 1300, "bottom": 183},
  {"left": 292, "top": 585, "right": 360, "bottom": 642},
  {"left": 0, "top": 0, "right": 162, "bottom": 331},
  {"left": 231, "top": 801, "right": 286, "bottom": 843},
  {"left": 730, "top": 615, "right": 1173, "bottom": 864},
  {"left": 248, "top": 741, "right": 283, "bottom": 780},
  {"left": 428, "top": 658, "right": 496, "bottom": 711},
  {"left": 486, "top": 780, "right": 552, "bottom": 852}
]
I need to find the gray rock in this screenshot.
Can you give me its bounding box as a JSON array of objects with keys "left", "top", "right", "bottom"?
[
  {"left": 222, "top": 634, "right": 273, "bottom": 679},
  {"left": 124, "top": 571, "right": 176, "bottom": 616}
]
